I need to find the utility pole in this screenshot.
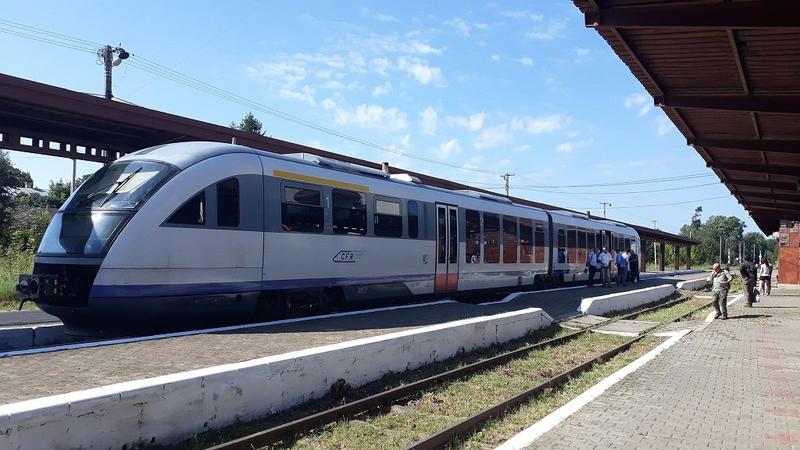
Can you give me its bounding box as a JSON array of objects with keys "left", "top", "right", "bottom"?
[
  {"left": 501, "top": 173, "right": 515, "bottom": 197},
  {"left": 719, "top": 235, "right": 723, "bottom": 264},
  {"left": 97, "top": 45, "right": 130, "bottom": 100},
  {"left": 600, "top": 202, "right": 612, "bottom": 218},
  {"left": 650, "top": 219, "right": 658, "bottom": 230}
]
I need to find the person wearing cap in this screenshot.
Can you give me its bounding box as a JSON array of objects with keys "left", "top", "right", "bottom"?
[{"left": 708, "top": 263, "right": 732, "bottom": 319}]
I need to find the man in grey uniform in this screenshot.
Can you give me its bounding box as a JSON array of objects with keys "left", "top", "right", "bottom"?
[{"left": 707, "top": 263, "right": 732, "bottom": 320}]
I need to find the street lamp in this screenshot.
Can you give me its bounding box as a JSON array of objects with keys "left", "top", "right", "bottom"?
[{"left": 97, "top": 45, "right": 130, "bottom": 99}]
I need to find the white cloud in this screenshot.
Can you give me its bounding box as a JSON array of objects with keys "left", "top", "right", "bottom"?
[
  {"left": 398, "top": 57, "right": 443, "bottom": 85},
  {"left": 372, "top": 81, "right": 392, "bottom": 96},
  {"left": 444, "top": 17, "right": 473, "bottom": 36},
  {"left": 406, "top": 41, "right": 444, "bottom": 55},
  {"left": 475, "top": 125, "right": 512, "bottom": 149},
  {"left": 438, "top": 138, "right": 463, "bottom": 158},
  {"left": 325, "top": 99, "right": 408, "bottom": 131},
  {"left": 490, "top": 54, "right": 500, "bottom": 61},
  {"left": 556, "top": 138, "right": 594, "bottom": 153},
  {"left": 278, "top": 85, "right": 316, "bottom": 105},
  {"left": 514, "top": 144, "right": 531, "bottom": 152},
  {"left": 526, "top": 20, "right": 567, "bottom": 40},
  {"left": 370, "top": 57, "right": 391, "bottom": 76},
  {"left": 574, "top": 47, "right": 590, "bottom": 57},
  {"left": 446, "top": 112, "right": 486, "bottom": 131},
  {"left": 657, "top": 115, "right": 673, "bottom": 136},
  {"left": 511, "top": 114, "right": 571, "bottom": 134},
  {"left": 419, "top": 107, "right": 438, "bottom": 135},
  {"left": 501, "top": 10, "right": 544, "bottom": 21},
  {"left": 518, "top": 56, "right": 534, "bottom": 67},
  {"left": 362, "top": 9, "right": 396, "bottom": 22},
  {"left": 624, "top": 92, "right": 652, "bottom": 116}
]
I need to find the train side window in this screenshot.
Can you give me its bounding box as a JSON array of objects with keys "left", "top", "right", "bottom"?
[
  {"left": 216, "top": 178, "right": 239, "bottom": 227},
  {"left": 408, "top": 200, "right": 419, "bottom": 238},
  {"left": 520, "top": 218, "right": 533, "bottom": 263},
  {"left": 282, "top": 186, "right": 323, "bottom": 233},
  {"left": 567, "top": 227, "right": 577, "bottom": 263},
  {"left": 503, "top": 216, "right": 518, "bottom": 263},
  {"left": 374, "top": 199, "right": 402, "bottom": 237},
  {"left": 534, "top": 222, "right": 545, "bottom": 263},
  {"left": 624, "top": 237, "right": 631, "bottom": 251},
  {"left": 596, "top": 231, "right": 602, "bottom": 250},
  {"left": 578, "top": 229, "right": 587, "bottom": 264},
  {"left": 557, "top": 227, "right": 567, "bottom": 263},
  {"left": 484, "top": 213, "right": 500, "bottom": 263},
  {"left": 332, "top": 189, "right": 367, "bottom": 235},
  {"left": 466, "top": 209, "right": 481, "bottom": 263},
  {"left": 167, "top": 192, "right": 205, "bottom": 225}
]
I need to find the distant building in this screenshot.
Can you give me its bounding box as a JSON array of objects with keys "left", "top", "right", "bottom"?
[{"left": 778, "top": 222, "right": 800, "bottom": 285}]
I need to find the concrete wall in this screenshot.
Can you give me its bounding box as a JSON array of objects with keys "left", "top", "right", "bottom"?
[
  {"left": 0, "top": 307, "right": 553, "bottom": 449},
  {"left": 676, "top": 278, "right": 710, "bottom": 291},
  {"left": 579, "top": 285, "right": 676, "bottom": 316},
  {"left": 0, "top": 324, "right": 74, "bottom": 351}
]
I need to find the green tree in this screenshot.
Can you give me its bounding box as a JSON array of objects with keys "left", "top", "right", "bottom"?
[
  {"left": 742, "top": 231, "right": 777, "bottom": 264},
  {"left": 230, "top": 112, "right": 266, "bottom": 136},
  {"left": 46, "top": 174, "right": 92, "bottom": 209},
  {"left": 0, "top": 151, "right": 33, "bottom": 247},
  {"left": 7, "top": 208, "right": 51, "bottom": 252}
]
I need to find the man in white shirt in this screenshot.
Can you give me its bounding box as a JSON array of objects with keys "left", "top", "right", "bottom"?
[
  {"left": 586, "top": 247, "right": 598, "bottom": 287},
  {"left": 598, "top": 247, "right": 612, "bottom": 288}
]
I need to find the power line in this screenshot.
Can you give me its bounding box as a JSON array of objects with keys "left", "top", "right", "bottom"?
[
  {"left": 454, "top": 172, "right": 715, "bottom": 189},
  {"left": 609, "top": 195, "right": 729, "bottom": 209},
  {"left": 0, "top": 20, "right": 501, "bottom": 176}
]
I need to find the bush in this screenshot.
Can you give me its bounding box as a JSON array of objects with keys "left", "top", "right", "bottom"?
[
  {"left": 7, "top": 207, "right": 52, "bottom": 253},
  {"left": 0, "top": 250, "right": 35, "bottom": 310}
]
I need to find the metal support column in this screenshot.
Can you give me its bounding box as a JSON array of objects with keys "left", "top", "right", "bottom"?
[
  {"left": 71, "top": 158, "right": 77, "bottom": 192},
  {"left": 674, "top": 245, "right": 680, "bottom": 270},
  {"left": 640, "top": 239, "right": 647, "bottom": 273},
  {"left": 659, "top": 242, "right": 666, "bottom": 272}
]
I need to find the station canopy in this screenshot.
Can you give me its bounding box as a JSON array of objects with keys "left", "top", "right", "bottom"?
[
  {"left": 0, "top": 71, "right": 696, "bottom": 246},
  {"left": 573, "top": 0, "right": 800, "bottom": 234}
]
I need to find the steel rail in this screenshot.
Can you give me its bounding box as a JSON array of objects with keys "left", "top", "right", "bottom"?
[
  {"left": 204, "top": 293, "right": 698, "bottom": 450},
  {"left": 405, "top": 300, "right": 714, "bottom": 450}
]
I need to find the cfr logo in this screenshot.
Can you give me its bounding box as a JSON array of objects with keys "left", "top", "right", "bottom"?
[{"left": 333, "top": 250, "right": 364, "bottom": 263}]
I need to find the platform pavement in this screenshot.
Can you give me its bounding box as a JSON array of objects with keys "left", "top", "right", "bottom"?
[
  {"left": 526, "top": 286, "right": 800, "bottom": 450},
  {"left": 0, "top": 272, "right": 701, "bottom": 405},
  {"left": 0, "top": 310, "right": 59, "bottom": 327}
]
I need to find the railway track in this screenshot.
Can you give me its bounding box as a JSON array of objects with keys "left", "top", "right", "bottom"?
[{"left": 203, "top": 294, "right": 712, "bottom": 450}]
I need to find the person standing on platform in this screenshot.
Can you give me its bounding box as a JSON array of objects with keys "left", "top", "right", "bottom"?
[
  {"left": 598, "top": 247, "right": 612, "bottom": 288},
  {"left": 586, "top": 247, "right": 598, "bottom": 287},
  {"left": 628, "top": 249, "right": 640, "bottom": 283},
  {"left": 616, "top": 249, "right": 629, "bottom": 287},
  {"left": 707, "top": 263, "right": 732, "bottom": 320},
  {"left": 740, "top": 255, "right": 758, "bottom": 307},
  {"left": 759, "top": 258, "right": 771, "bottom": 296}
]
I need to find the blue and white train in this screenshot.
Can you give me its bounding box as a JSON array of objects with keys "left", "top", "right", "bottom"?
[{"left": 18, "top": 142, "right": 640, "bottom": 335}]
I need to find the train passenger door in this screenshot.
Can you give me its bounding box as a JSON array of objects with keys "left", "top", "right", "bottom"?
[{"left": 435, "top": 204, "right": 459, "bottom": 293}]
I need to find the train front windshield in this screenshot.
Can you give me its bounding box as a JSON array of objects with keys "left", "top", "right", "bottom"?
[{"left": 38, "top": 161, "right": 175, "bottom": 257}]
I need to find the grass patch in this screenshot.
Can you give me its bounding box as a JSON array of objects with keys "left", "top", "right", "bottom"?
[
  {"left": 632, "top": 296, "right": 711, "bottom": 324},
  {"left": 0, "top": 251, "right": 36, "bottom": 311},
  {"left": 290, "top": 333, "right": 629, "bottom": 450},
  {"left": 454, "top": 336, "right": 662, "bottom": 449}
]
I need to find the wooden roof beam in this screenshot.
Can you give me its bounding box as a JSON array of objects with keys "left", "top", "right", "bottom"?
[
  {"left": 724, "top": 179, "right": 800, "bottom": 192},
  {"left": 709, "top": 161, "right": 800, "bottom": 177},
  {"left": 586, "top": 1, "right": 800, "bottom": 29},
  {"left": 745, "top": 201, "right": 800, "bottom": 210},
  {"left": 690, "top": 138, "right": 800, "bottom": 154},
  {"left": 656, "top": 95, "right": 800, "bottom": 114},
  {"left": 736, "top": 191, "right": 800, "bottom": 202},
  {"left": 747, "top": 208, "right": 800, "bottom": 221}
]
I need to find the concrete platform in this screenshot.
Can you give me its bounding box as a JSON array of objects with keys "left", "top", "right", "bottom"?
[
  {"left": 0, "top": 310, "right": 59, "bottom": 327},
  {"left": 0, "top": 272, "right": 701, "bottom": 406},
  {"left": 519, "top": 287, "right": 800, "bottom": 450},
  {"left": 560, "top": 315, "right": 608, "bottom": 330},
  {"left": 593, "top": 319, "right": 659, "bottom": 336}
]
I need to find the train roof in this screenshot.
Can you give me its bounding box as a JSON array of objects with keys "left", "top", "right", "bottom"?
[{"left": 119, "top": 142, "right": 636, "bottom": 233}]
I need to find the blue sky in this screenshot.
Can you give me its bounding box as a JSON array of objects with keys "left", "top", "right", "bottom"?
[{"left": 0, "top": 1, "right": 760, "bottom": 235}]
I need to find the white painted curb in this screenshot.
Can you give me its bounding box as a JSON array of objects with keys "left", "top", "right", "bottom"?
[
  {"left": 578, "top": 285, "right": 676, "bottom": 316},
  {"left": 677, "top": 278, "right": 710, "bottom": 291},
  {"left": 495, "top": 329, "right": 691, "bottom": 450},
  {"left": 0, "top": 307, "right": 553, "bottom": 449}
]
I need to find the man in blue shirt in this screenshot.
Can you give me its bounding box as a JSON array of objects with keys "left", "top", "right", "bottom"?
[
  {"left": 586, "top": 247, "right": 598, "bottom": 287},
  {"left": 616, "top": 249, "right": 629, "bottom": 287}
]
